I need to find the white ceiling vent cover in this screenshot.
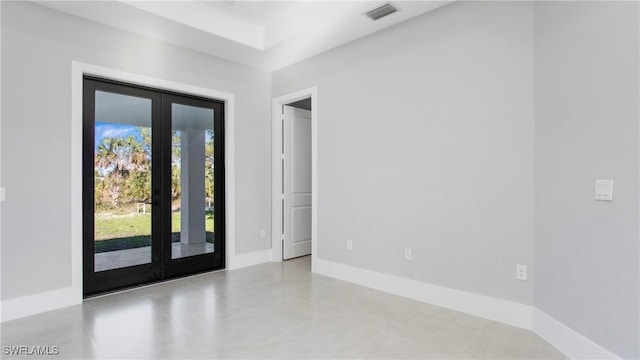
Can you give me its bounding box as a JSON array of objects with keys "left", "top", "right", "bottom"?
[{"left": 366, "top": 3, "right": 398, "bottom": 21}]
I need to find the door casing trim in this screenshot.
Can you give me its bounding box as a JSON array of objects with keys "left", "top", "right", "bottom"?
[{"left": 271, "top": 87, "right": 318, "bottom": 269}]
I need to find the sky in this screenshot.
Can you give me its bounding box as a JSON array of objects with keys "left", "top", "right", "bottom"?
[{"left": 95, "top": 122, "right": 144, "bottom": 148}]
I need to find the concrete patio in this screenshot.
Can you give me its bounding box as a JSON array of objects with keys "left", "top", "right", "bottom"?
[{"left": 94, "top": 242, "right": 214, "bottom": 272}]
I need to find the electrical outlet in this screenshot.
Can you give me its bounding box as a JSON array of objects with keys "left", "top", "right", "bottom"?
[
  {"left": 595, "top": 179, "right": 614, "bottom": 201},
  {"left": 260, "top": 228, "right": 266, "bottom": 238},
  {"left": 516, "top": 264, "right": 527, "bottom": 281},
  {"left": 346, "top": 239, "right": 353, "bottom": 250},
  {"left": 405, "top": 248, "right": 412, "bottom": 260}
]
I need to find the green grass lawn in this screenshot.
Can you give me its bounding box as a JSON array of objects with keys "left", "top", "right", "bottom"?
[{"left": 94, "top": 210, "right": 214, "bottom": 252}]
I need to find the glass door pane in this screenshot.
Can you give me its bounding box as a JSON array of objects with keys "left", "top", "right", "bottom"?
[
  {"left": 93, "top": 90, "right": 153, "bottom": 271},
  {"left": 170, "top": 103, "right": 215, "bottom": 259}
]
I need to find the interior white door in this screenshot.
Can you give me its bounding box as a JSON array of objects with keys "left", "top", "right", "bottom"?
[{"left": 282, "top": 105, "right": 312, "bottom": 260}]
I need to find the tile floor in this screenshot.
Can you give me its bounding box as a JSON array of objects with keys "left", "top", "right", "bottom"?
[{"left": 1, "top": 256, "right": 566, "bottom": 359}]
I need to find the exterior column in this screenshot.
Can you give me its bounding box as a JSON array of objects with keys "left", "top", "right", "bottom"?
[{"left": 180, "top": 129, "right": 206, "bottom": 244}]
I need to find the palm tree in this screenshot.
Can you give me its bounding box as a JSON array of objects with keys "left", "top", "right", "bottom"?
[
  {"left": 204, "top": 130, "right": 214, "bottom": 205},
  {"left": 95, "top": 134, "right": 150, "bottom": 208},
  {"left": 171, "top": 131, "right": 182, "bottom": 203}
]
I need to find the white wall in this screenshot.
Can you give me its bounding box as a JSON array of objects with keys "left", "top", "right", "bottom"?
[
  {"left": 0, "top": 1, "right": 272, "bottom": 301},
  {"left": 273, "top": 1, "right": 535, "bottom": 305},
  {"left": 534, "top": 2, "right": 640, "bottom": 359}
]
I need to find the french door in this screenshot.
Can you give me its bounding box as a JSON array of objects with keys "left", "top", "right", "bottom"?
[{"left": 83, "top": 77, "right": 225, "bottom": 296}]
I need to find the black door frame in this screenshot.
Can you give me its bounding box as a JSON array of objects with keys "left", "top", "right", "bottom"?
[{"left": 82, "top": 76, "right": 225, "bottom": 297}]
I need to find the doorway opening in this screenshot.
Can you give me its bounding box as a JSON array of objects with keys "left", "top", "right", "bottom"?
[
  {"left": 83, "top": 76, "right": 225, "bottom": 296},
  {"left": 272, "top": 88, "right": 317, "bottom": 266}
]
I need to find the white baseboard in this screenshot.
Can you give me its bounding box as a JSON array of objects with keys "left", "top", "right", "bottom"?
[
  {"left": 1, "top": 287, "right": 81, "bottom": 323},
  {"left": 313, "top": 258, "right": 533, "bottom": 329},
  {"left": 533, "top": 308, "right": 620, "bottom": 359},
  {"left": 228, "top": 249, "right": 273, "bottom": 270}
]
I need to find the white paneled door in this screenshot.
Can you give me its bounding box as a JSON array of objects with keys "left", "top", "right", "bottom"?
[{"left": 283, "top": 106, "right": 312, "bottom": 259}]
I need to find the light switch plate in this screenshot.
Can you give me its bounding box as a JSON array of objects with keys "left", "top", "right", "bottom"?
[
  {"left": 0, "top": 188, "right": 4, "bottom": 202},
  {"left": 595, "top": 179, "right": 614, "bottom": 201}
]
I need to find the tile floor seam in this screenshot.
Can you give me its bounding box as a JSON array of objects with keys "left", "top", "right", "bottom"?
[
  {"left": 344, "top": 331, "right": 389, "bottom": 358},
  {"left": 451, "top": 325, "right": 485, "bottom": 358},
  {"left": 80, "top": 318, "right": 100, "bottom": 354}
]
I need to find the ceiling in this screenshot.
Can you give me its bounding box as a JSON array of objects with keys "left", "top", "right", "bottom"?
[{"left": 36, "top": 0, "right": 453, "bottom": 72}]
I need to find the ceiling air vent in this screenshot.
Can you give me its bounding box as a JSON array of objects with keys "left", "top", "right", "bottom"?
[{"left": 366, "top": 3, "right": 398, "bottom": 21}]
